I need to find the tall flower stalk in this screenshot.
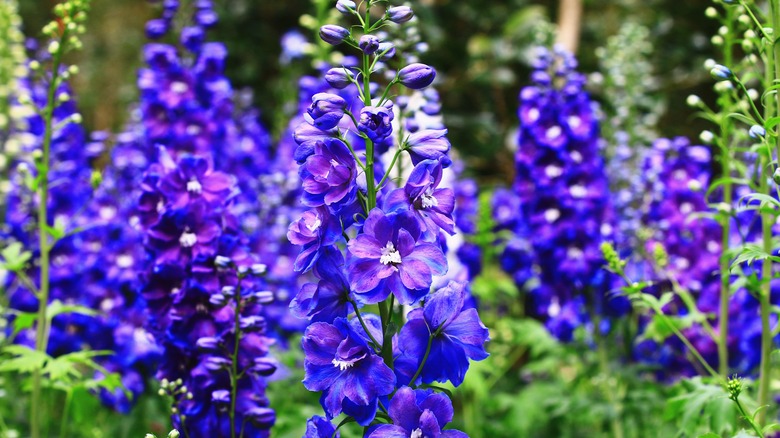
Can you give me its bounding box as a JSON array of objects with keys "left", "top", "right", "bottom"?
[
  {"left": 288, "top": 1, "right": 489, "bottom": 435},
  {"left": 27, "top": 1, "right": 90, "bottom": 436}
]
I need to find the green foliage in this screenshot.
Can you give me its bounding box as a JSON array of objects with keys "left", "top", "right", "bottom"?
[{"left": 665, "top": 378, "right": 737, "bottom": 437}]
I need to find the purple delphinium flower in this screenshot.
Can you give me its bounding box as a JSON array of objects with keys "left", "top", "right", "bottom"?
[
  {"left": 300, "top": 138, "right": 358, "bottom": 208},
  {"left": 158, "top": 154, "right": 235, "bottom": 209},
  {"left": 287, "top": 206, "right": 342, "bottom": 272},
  {"left": 395, "top": 281, "right": 489, "bottom": 386},
  {"left": 302, "top": 318, "right": 395, "bottom": 424},
  {"left": 306, "top": 93, "right": 348, "bottom": 130},
  {"left": 384, "top": 159, "right": 456, "bottom": 236},
  {"left": 346, "top": 208, "right": 447, "bottom": 304},
  {"left": 358, "top": 104, "right": 394, "bottom": 142},
  {"left": 290, "top": 247, "right": 352, "bottom": 323},
  {"left": 304, "top": 416, "right": 340, "bottom": 438},
  {"left": 367, "top": 387, "right": 467, "bottom": 438},
  {"left": 406, "top": 129, "right": 451, "bottom": 165}
]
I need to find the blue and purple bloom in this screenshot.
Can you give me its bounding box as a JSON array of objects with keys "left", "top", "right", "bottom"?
[
  {"left": 367, "top": 387, "right": 467, "bottom": 438},
  {"left": 346, "top": 209, "right": 448, "bottom": 305}
]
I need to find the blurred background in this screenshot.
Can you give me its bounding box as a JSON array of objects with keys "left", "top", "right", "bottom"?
[{"left": 18, "top": 0, "right": 718, "bottom": 184}]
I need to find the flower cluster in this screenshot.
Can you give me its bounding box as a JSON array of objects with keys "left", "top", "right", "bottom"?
[
  {"left": 633, "top": 137, "right": 778, "bottom": 378},
  {"left": 121, "top": 2, "right": 287, "bottom": 435},
  {"left": 288, "top": 2, "right": 488, "bottom": 434},
  {"left": 0, "top": 2, "right": 162, "bottom": 412},
  {"left": 498, "top": 46, "right": 628, "bottom": 341}
]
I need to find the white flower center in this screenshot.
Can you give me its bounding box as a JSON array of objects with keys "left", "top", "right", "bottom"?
[
  {"left": 410, "top": 429, "right": 423, "bottom": 438},
  {"left": 306, "top": 217, "right": 322, "bottom": 232},
  {"left": 179, "top": 231, "right": 198, "bottom": 248},
  {"left": 570, "top": 150, "right": 583, "bottom": 163},
  {"left": 332, "top": 358, "right": 357, "bottom": 371},
  {"left": 546, "top": 125, "right": 562, "bottom": 140},
  {"left": 171, "top": 81, "right": 189, "bottom": 94},
  {"left": 157, "top": 200, "right": 165, "bottom": 213},
  {"left": 570, "top": 184, "right": 587, "bottom": 198},
  {"left": 380, "top": 242, "right": 402, "bottom": 265},
  {"left": 545, "top": 165, "right": 562, "bottom": 178},
  {"left": 680, "top": 202, "right": 693, "bottom": 215},
  {"left": 568, "top": 115, "right": 582, "bottom": 129},
  {"left": 187, "top": 179, "right": 202, "bottom": 194},
  {"left": 420, "top": 191, "right": 438, "bottom": 209},
  {"left": 116, "top": 254, "right": 134, "bottom": 268},
  {"left": 527, "top": 107, "right": 540, "bottom": 122},
  {"left": 544, "top": 209, "right": 560, "bottom": 223}
]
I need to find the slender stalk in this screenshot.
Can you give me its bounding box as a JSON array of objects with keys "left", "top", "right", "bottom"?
[
  {"left": 734, "top": 395, "right": 765, "bottom": 437},
  {"left": 717, "top": 5, "right": 735, "bottom": 378},
  {"left": 31, "top": 31, "right": 67, "bottom": 438},
  {"left": 350, "top": 300, "right": 382, "bottom": 351},
  {"left": 590, "top": 311, "right": 624, "bottom": 438},
  {"left": 756, "top": 1, "right": 780, "bottom": 423},
  {"left": 229, "top": 280, "right": 243, "bottom": 438},
  {"left": 409, "top": 333, "right": 433, "bottom": 385}
]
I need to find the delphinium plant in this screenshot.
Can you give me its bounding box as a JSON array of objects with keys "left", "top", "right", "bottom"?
[
  {"left": 0, "top": 1, "right": 164, "bottom": 436},
  {"left": 287, "top": 1, "right": 490, "bottom": 436},
  {"left": 119, "top": 0, "right": 289, "bottom": 436},
  {"left": 598, "top": 2, "right": 780, "bottom": 435}
]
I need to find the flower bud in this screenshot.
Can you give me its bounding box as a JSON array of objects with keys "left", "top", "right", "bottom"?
[
  {"left": 710, "top": 64, "right": 733, "bottom": 81},
  {"left": 319, "top": 25, "right": 350, "bottom": 46},
  {"left": 387, "top": 6, "right": 414, "bottom": 23},
  {"left": 252, "top": 357, "right": 279, "bottom": 376},
  {"left": 204, "top": 356, "right": 231, "bottom": 371},
  {"left": 399, "top": 63, "right": 436, "bottom": 89},
  {"left": 699, "top": 130, "right": 715, "bottom": 143},
  {"left": 250, "top": 290, "right": 275, "bottom": 304},
  {"left": 773, "top": 168, "right": 780, "bottom": 186},
  {"left": 359, "top": 35, "right": 380, "bottom": 55},
  {"left": 214, "top": 255, "right": 233, "bottom": 268},
  {"left": 211, "top": 390, "right": 230, "bottom": 405},
  {"left": 250, "top": 263, "right": 267, "bottom": 275},
  {"left": 306, "top": 93, "right": 347, "bottom": 130},
  {"left": 196, "top": 336, "right": 220, "bottom": 350},
  {"left": 686, "top": 95, "right": 701, "bottom": 107},
  {"left": 209, "top": 293, "right": 227, "bottom": 307},
  {"left": 377, "top": 42, "right": 395, "bottom": 59},
  {"left": 145, "top": 18, "right": 169, "bottom": 39},
  {"left": 336, "top": 0, "right": 356, "bottom": 15},
  {"left": 749, "top": 125, "right": 766, "bottom": 139},
  {"left": 324, "top": 68, "right": 353, "bottom": 89},
  {"left": 221, "top": 285, "right": 236, "bottom": 297}
]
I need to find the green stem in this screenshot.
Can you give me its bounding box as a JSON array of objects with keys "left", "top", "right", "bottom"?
[
  {"left": 350, "top": 300, "right": 382, "bottom": 351},
  {"left": 591, "top": 312, "right": 624, "bottom": 438},
  {"left": 229, "top": 280, "right": 243, "bottom": 438},
  {"left": 31, "top": 30, "right": 67, "bottom": 438},
  {"left": 756, "top": 1, "right": 780, "bottom": 424},
  {"left": 718, "top": 6, "right": 735, "bottom": 378},
  {"left": 409, "top": 332, "right": 433, "bottom": 386},
  {"left": 59, "top": 390, "right": 72, "bottom": 438},
  {"left": 376, "top": 148, "right": 404, "bottom": 189},
  {"left": 734, "top": 395, "right": 765, "bottom": 438}
]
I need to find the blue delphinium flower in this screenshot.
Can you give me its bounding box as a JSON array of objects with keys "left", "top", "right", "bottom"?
[
  {"left": 302, "top": 318, "right": 395, "bottom": 425},
  {"left": 395, "top": 281, "right": 489, "bottom": 386},
  {"left": 346, "top": 209, "right": 447, "bottom": 305},
  {"left": 287, "top": 1, "right": 488, "bottom": 433},
  {"left": 367, "top": 386, "right": 467, "bottom": 437},
  {"left": 1, "top": 26, "right": 161, "bottom": 412},
  {"left": 499, "top": 46, "right": 628, "bottom": 341}
]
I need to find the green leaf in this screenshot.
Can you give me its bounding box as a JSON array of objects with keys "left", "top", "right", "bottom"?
[
  {"left": 730, "top": 244, "right": 780, "bottom": 269},
  {"left": 765, "top": 115, "right": 780, "bottom": 131},
  {"left": 11, "top": 311, "right": 37, "bottom": 337},
  {"left": 0, "top": 345, "right": 49, "bottom": 374},
  {"left": 664, "top": 377, "right": 736, "bottom": 436},
  {"left": 0, "top": 242, "right": 32, "bottom": 272},
  {"left": 640, "top": 314, "right": 693, "bottom": 343},
  {"left": 696, "top": 433, "right": 720, "bottom": 438},
  {"left": 728, "top": 112, "right": 757, "bottom": 127},
  {"left": 738, "top": 193, "right": 780, "bottom": 212},
  {"left": 47, "top": 300, "right": 98, "bottom": 321}
]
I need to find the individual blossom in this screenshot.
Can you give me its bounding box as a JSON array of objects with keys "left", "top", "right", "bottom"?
[
  {"left": 358, "top": 104, "right": 395, "bottom": 142},
  {"left": 287, "top": 206, "right": 342, "bottom": 272},
  {"left": 346, "top": 209, "right": 448, "bottom": 304},
  {"left": 300, "top": 138, "right": 358, "bottom": 208},
  {"left": 290, "top": 247, "right": 352, "bottom": 323},
  {"left": 367, "top": 386, "right": 467, "bottom": 438},
  {"left": 301, "top": 318, "right": 395, "bottom": 424},
  {"left": 406, "top": 129, "right": 451, "bottom": 165},
  {"left": 306, "top": 92, "right": 347, "bottom": 130},
  {"left": 398, "top": 63, "right": 436, "bottom": 90},
  {"left": 304, "top": 416, "right": 340, "bottom": 438},
  {"left": 158, "top": 154, "right": 235, "bottom": 209},
  {"left": 384, "top": 158, "right": 456, "bottom": 236},
  {"left": 395, "top": 281, "right": 489, "bottom": 387}
]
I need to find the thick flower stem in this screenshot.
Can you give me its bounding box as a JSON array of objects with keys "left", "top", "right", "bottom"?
[{"left": 31, "top": 33, "right": 66, "bottom": 438}]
